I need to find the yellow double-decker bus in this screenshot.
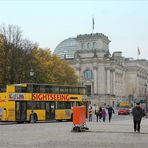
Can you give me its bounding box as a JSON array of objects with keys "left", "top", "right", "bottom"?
[{"left": 0, "top": 83, "right": 88, "bottom": 123}]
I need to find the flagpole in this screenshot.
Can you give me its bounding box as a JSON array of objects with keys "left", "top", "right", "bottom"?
[
  {"left": 137, "top": 47, "right": 140, "bottom": 60},
  {"left": 92, "top": 16, "right": 95, "bottom": 34}
]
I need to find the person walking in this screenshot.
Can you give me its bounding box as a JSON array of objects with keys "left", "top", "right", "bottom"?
[
  {"left": 132, "top": 102, "right": 143, "bottom": 133},
  {"left": 95, "top": 105, "right": 99, "bottom": 122},
  {"left": 88, "top": 106, "right": 93, "bottom": 121},
  {"left": 98, "top": 106, "right": 102, "bottom": 122},
  {"left": 30, "top": 110, "right": 35, "bottom": 123},
  {"left": 92, "top": 104, "right": 96, "bottom": 114},
  {"left": 101, "top": 108, "right": 107, "bottom": 122},
  {"left": 106, "top": 105, "right": 114, "bottom": 122}
]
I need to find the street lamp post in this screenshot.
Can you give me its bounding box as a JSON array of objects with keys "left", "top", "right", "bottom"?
[{"left": 30, "top": 68, "right": 34, "bottom": 83}]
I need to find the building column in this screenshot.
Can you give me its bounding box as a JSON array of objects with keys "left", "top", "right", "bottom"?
[
  {"left": 93, "top": 63, "right": 98, "bottom": 94},
  {"left": 113, "top": 71, "right": 115, "bottom": 95},
  {"left": 107, "top": 69, "right": 110, "bottom": 94}
]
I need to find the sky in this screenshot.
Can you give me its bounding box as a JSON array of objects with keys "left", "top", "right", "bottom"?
[{"left": 0, "top": 0, "right": 148, "bottom": 60}]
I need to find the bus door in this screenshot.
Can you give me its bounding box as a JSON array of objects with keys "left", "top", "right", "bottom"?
[
  {"left": 15, "top": 101, "right": 27, "bottom": 121},
  {"left": 45, "top": 102, "right": 55, "bottom": 120}
]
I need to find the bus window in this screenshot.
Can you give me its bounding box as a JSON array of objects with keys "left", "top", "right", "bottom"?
[
  {"left": 76, "top": 101, "right": 83, "bottom": 106},
  {"left": 26, "top": 84, "right": 33, "bottom": 93},
  {"left": 15, "top": 86, "right": 28, "bottom": 93},
  {"left": 38, "top": 102, "right": 45, "bottom": 109},
  {"left": 33, "top": 85, "right": 40, "bottom": 93},
  {"left": 79, "top": 88, "right": 86, "bottom": 95},
  {"left": 72, "top": 88, "right": 78, "bottom": 94},
  {"left": 71, "top": 101, "right": 77, "bottom": 107},
  {"left": 59, "top": 87, "right": 69, "bottom": 94},
  {"left": 45, "top": 86, "right": 50, "bottom": 93},
  {"left": 71, "top": 101, "right": 82, "bottom": 107},
  {"left": 64, "top": 87, "right": 69, "bottom": 94},
  {"left": 59, "top": 87, "right": 65, "bottom": 93},
  {"left": 27, "top": 102, "right": 36, "bottom": 110},
  {"left": 57, "top": 102, "right": 71, "bottom": 109},
  {"left": 15, "top": 86, "right": 22, "bottom": 93},
  {"left": 45, "top": 86, "right": 53, "bottom": 93},
  {"left": 0, "top": 85, "right": 6, "bottom": 92},
  {"left": 27, "top": 102, "right": 45, "bottom": 110},
  {"left": 49, "top": 87, "right": 53, "bottom": 93},
  {"left": 53, "top": 86, "right": 59, "bottom": 94},
  {"left": 69, "top": 87, "right": 73, "bottom": 94},
  {"left": 40, "top": 85, "right": 46, "bottom": 93},
  {"left": 36, "top": 102, "right": 40, "bottom": 109},
  {"left": 40, "top": 102, "right": 45, "bottom": 109},
  {"left": 21, "top": 87, "right": 27, "bottom": 93}
]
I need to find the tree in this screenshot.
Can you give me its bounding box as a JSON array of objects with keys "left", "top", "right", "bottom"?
[
  {"left": 0, "top": 34, "right": 5, "bottom": 83},
  {"left": 0, "top": 23, "right": 78, "bottom": 85},
  {"left": 31, "top": 47, "right": 78, "bottom": 85},
  {"left": 49, "top": 55, "right": 78, "bottom": 85},
  {"left": 0, "top": 24, "right": 36, "bottom": 84}
]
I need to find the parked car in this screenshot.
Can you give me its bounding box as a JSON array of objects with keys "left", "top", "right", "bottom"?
[{"left": 118, "top": 108, "right": 130, "bottom": 115}]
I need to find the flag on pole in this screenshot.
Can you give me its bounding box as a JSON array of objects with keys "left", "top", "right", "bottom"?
[
  {"left": 137, "top": 48, "right": 140, "bottom": 55},
  {"left": 137, "top": 47, "right": 141, "bottom": 59},
  {"left": 92, "top": 17, "right": 95, "bottom": 33}
]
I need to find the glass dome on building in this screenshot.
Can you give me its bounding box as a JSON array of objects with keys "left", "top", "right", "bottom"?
[{"left": 54, "top": 37, "right": 77, "bottom": 59}]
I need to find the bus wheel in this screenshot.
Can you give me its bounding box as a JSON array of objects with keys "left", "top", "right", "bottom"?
[
  {"left": 57, "top": 120, "right": 62, "bottom": 122},
  {"left": 17, "top": 121, "right": 24, "bottom": 124}
]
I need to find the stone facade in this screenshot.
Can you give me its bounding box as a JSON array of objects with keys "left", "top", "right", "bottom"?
[{"left": 54, "top": 33, "right": 148, "bottom": 107}]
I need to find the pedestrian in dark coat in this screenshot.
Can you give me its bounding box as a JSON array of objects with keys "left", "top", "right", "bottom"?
[
  {"left": 132, "top": 102, "right": 143, "bottom": 133},
  {"left": 106, "top": 105, "right": 114, "bottom": 122},
  {"left": 98, "top": 106, "right": 102, "bottom": 122}
]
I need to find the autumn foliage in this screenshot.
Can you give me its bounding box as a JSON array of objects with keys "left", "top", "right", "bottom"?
[{"left": 0, "top": 24, "right": 78, "bottom": 85}]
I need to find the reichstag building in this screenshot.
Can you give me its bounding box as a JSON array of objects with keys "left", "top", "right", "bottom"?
[{"left": 54, "top": 33, "right": 148, "bottom": 107}]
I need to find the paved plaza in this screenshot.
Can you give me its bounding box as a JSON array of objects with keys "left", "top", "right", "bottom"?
[{"left": 0, "top": 116, "right": 148, "bottom": 148}]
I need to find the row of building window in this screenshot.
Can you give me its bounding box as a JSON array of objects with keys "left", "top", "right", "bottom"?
[{"left": 81, "top": 42, "right": 96, "bottom": 49}]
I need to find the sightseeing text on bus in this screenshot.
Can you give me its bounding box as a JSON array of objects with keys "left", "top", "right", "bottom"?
[{"left": 32, "top": 94, "right": 70, "bottom": 101}]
